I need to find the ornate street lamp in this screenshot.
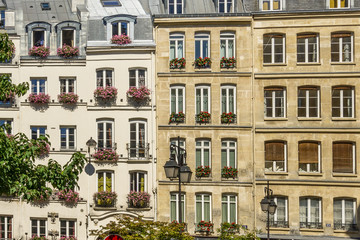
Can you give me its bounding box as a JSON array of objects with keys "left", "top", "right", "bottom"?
[
  {"left": 86, "top": 137, "right": 97, "bottom": 162},
  {"left": 260, "top": 181, "right": 277, "bottom": 240}
]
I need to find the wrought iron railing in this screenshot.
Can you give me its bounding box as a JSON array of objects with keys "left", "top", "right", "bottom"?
[
  {"left": 269, "top": 220, "right": 289, "bottom": 228},
  {"left": 300, "top": 221, "right": 322, "bottom": 229},
  {"left": 334, "top": 222, "right": 358, "bottom": 231},
  {"left": 127, "top": 143, "right": 150, "bottom": 159}
]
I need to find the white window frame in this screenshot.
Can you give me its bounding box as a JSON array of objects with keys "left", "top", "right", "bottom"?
[
  {"left": 168, "top": 0, "right": 183, "bottom": 14},
  {"left": 221, "top": 140, "right": 237, "bottom": 168},
  {"left": 221, "top": 194, "right": 237, "bottom": 223},
  {"left": 195, "top": 85, "right": 211, "bottom": 114},
  {"left": 332, "top": 86, "right": 354, "bottom": 118},
  {"left": 60, "top": 219, "right": 76, "bottom": 238},
  {"left": 96, "top": 171, "right": 114, "bottom": 192},
  {"left": 196, "top": 139, "right": 211, "bottom": 167},
  {"left": 0, "top": 216, "right": 13, "bottom": 239},
  {"left": 31, "top": 78, "right": 47, "bottom": 94},
  {"left": 329, "top": 0, "right": 350, "bottom": 8},
  {"left": 334, "top": 198, "right": 356, "bottom": 228},
  {"left": 31, "top": 126, "right": 46, "bottom": 140},
  {"left": 112, "top": 21, "right": 129, "bottom": 36},
  {"left": 195, "top": 33, "right": 210, "bottom": 59},
  {"left": 0, "top": 119, "right": 13, "bottom": 134},
  {"left": 264, "top": 87, "right": 286, "bottom": 118},
  {"left": 169, "top": 33, "right": 185, "bottom": 60},
  {"left": 331, "top": 33, "right": 353, "bottom": 63},
  {"left": 300, "top": 197, "right": 322, "bottom": 227},
  {"left": 297, "top": 34, "right": 319, "bottom": 63},
  {"left": 32, "top": 28, "right": 47, "bottom": 47},
  {"left": 96, "top": 69, "right": 114, "bottom": 88},
  {"left": 129, "top": 68, "right": 147, "bottom": 88},
  {"left": 170, "top": 138, "right": 186, "bottom": 164},
  {"left": 218, "top": 0, "right": 233, "bottom": 13},
  {"left": 170, "top": 193, "right": 186, "bottom": 222},
  {"left": 60, "top": 78, "right": 76, "bottom": 94},
  {"left": 265, "top": 141, "right": 287, "bottom": 172},
  {"left": 271, "top": 197, "right": 288, "bottom": 225},
  {"left": 61, "top": 28, "right": 76, "bottom": 47},
  {"left": 130, "top": 171, "right": 147, "bottom": 192},
  {"left": 298, "top": 87, "right": 320, "bottom": 118},
  {"left": 298, "top": 142, "right": 321, "bottom": 173},
  {"left": 97, "top": 120, "right": 114, "bottom": 149},
  {"left": 31, "top": 219, "right": 47, "bottom": 237},
  {"left": 220, "top": 32, "right": 235, "bottom": 58},
  {"left": 129, "top": 120, "right": 147, "bottom": 158},
  {"left": 60, "top": 126, "right": 76, "bottom": 150},
  {"left": 263, "top": 34, "right": 285, "bottom": 64},
  {"left": 195, "top": 194, "right": 212, "bottom": 222},
  {"left": 260, "top": 0, "right": 283, "bottom": 11},
  {"left": 221, "top": 85, "right": 236, "bottom": 114},
  {"left": 170, "top": 85, "right": 185, "bottom": 114}
]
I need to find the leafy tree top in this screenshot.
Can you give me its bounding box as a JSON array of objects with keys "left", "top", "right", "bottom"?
[{"left": 0, "top": 33, "right": 15, "bottom": 63}]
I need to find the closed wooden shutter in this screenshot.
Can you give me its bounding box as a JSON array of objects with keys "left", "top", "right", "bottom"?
[
  {"left": 299, "top": 142, "right": 318, "bottom": 164},
  {"left": 265, "top": 142, "right": 284, "bottom": 162},
  {"left": 332, "top": 33, "right": 351, "bottom": 38},
  {"left": 297, "top": 34, "right": 317, "bottom": 39},
  {"left": 333, "top": 142, "right": 353, "bottom": 173}
]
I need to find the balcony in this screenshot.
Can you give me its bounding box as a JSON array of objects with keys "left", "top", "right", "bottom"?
[
  {"left": 334, "top": 222, "right": 358, "bottom": 231},
  {"left": 300, "top": 221, "right": 322, "bottom": 229},
  {"left": 269, "top": 220, "right": 289, "bottom": 228},
  {"left": 127, "top": 143, "right": 150, "bottom": 160}
]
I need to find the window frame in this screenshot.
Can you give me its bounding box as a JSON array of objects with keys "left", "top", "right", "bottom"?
[
  {"left": 331, "top": 32, "right": 353, "bottom": 63},
  {"left": 130, "top": 171, "right": 147, "bottom": 192},
  {"left": 270, "top": 196, "right": 288, "bottom": 228},
  {"left": 333, "top": 198, "right": 356, "bottom": 230},
  {"left": 26, "top": 22, "right": 51, "bottom": 49},
  {"left": 97, "top": 171, "right": 114, "bottom": 192},
  {"left": 332, "top": 86, "right": 355, "bottom": 118},
  {"left": 195, "top": 193, "right": 212, "bottom": 222},
  {"left": 220, "top": 32, "right": 235, "bottom": 58},
  {"left": 195, "top": 33, "right": 210, "bottom": 59},
  {"left": 170, "top": 192, "right": 185, "bottom": 222},
  {"left": 0, "top": 10, "right": 5, "bottom": 29},
  {"left": 60, "top": 126, "right": 76, "bottom": 150},
  {"left": 168, "top": 0, "right": 183, "bottom": 14},
  {"left": 260, "top": 0, "right": 283, "bottom": 11},
  {"left": 263, "top": 33, "right": 286, "bottom": 64},
  {"left": 0, "top": 215, "right": 13, "bottom": 239},
  {"left": 329, "top": 0, "right": 350, "bottom": 8},
  {"left": 221, "top": 140, "right": 237, "bottom": 168},
  {"left": 96, "top": 69, "right": 114, "bottom": 88},
  {"left": 221, "top": 85, "right": 236, "bottom": 114},
  {"left": 101, "top": 0, "right": 121, "bottom": 7},
  {"left": 221, "top": 194, "right": 237, "bottom": 223},
  {"left": 264, "top": 87, "right": 286, "bottom": 118},
  {"left": 297, "top": 86, "right": 320, "bottom": 118},
  {"left": 31, "top": 219, "right": 47, "bottom": 237},
  {"left": 298, "top": 141, "right": 321, "bottom": 173},
  {"left": 299, "top": 197, "right": 322, "bottom": 228},
  {"left": 218, "top": 0, "right": 233, "bottom": 13},
  {"left": 195, "top": 139, "right": 211, "bottom": 168},
  {"left": 60, "top": 78, "right": 76, "bottom": 94},
  {"left": 129, "top": 120, "right": 147, "bottom": 159},
  {"left": 112, "top": 21, "right": 129, "bottom": 37},
  {"left": 169, "top": 33, "right": 185, "bottom": 60},
  {"left": 264, "top": 141, "right": 287, "bottom": 173},
  {"left": 333, "top": 142, "right": 356, "bottom": 174},
  {"left": 170, "top": 138, "right": 186, "bottom": 164},
  {"left": 104, "top": 15, "right": 136, "bottom": 42},
  {"left": 31, "top": 126, "right": 46, "bottom": 140},
  {"left": 60, "top": 219, "right": 76, "bottom": 238},
  {"left": 61, "top": 28, "right": 75, "bottom": 47},
  {"left": 31, "top": 78, "right": 47, "bottom": 95},
  {"left": 195, "top": 85, "right": 211, "bottom": 114},
  {"left": 97, "top": 119, "right": 114, "bottom": 149},
  {"left": 297, "top": 33, "right": 319, "bottom": 63},
  {"left": 129, "top": 68, "right": 147, "bottom": 88},
  {"left": 170, "top": 85, "right": 185, "bottom": 114}
]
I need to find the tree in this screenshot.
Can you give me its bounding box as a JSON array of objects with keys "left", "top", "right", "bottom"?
[
  {"left": 0, "top": 33, "right": 15, "bottom": 63},
  {"left": 217, "top": 222, "right": 260, "bottom": 240}
]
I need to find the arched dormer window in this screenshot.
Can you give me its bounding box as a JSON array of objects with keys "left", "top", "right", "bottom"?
[
  {"left": 55, "top": 21, "right": 81, "bottom": 48},
  {"left": 25, "top": 22, "right": 51, "bottom": 49},
  {"left": 103, "top": 14, "right": 136, "bottom": 42}
]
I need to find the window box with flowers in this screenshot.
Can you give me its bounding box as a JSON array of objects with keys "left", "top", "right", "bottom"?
[
  {"left": 127, "top": 191, "right": 151, "bottom": 208},
  {"left": 94, "top": 191, "right": 117, "bottom": 207},
  {"left": 220, "top": 222, "right": 241, "bottom": 233},
  {"left": 57, "top": 189, "right": 80, "bottom": 205},
  {"left": 221, "top": 166, "right": 238, "bottom": 179},
  {"left": 169, "top": 112, "right": 185, "bottom": 124},
  {"left": 29, "top": 46, "right": 50, "bottom": 58},
  {"left": 92, "top": 148, "right": 119, "bottom": 162},
  {"left": 220, "top": 57, "right": 236, "bottom": 69},
  {"left": 30, "top": 235, "right": 48, "bottom": 240},
  {"left": 221, "top": 112, "right": 236, "bottom": 124},
  {"left": 60, "top": 237, "right": 77, "bottom": 240},
  {"left": 194, "top": 57, "right": 211, "bottom": 68},
  {"left": 94, "top": 86, "right": 118, "bottom": 101},
  {"left": 28, "top": 93, "right": 50, "bottom": 104},
  {"left": 58, "top": 93, "right": 79, "bottom": 105},
  {"left": 111, "top": 34, "right": 132, "bottom": 45},
  {"left": 196, "top": 111, "right": 211, "bottom": 123},
  {"left": 195, "top": 221, "right": 214, "bottom": 233},
  {"left": 169, "top": 58, "right": 186, "bottom": 69},
  {"left": 57, "top": 44, "right": 79, "bottom": 58},
  {"left": 195, "top": 166, "right": 211, "bottom": 178},
  {"left": 171, "top": 221, "right": 187, "bottom": 232},
  {"left": 127, "top": 86, "right": 150, "bottom": 102}
]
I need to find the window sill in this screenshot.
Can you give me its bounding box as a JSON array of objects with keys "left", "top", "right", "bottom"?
[
  {"left": 169, "top": 68, "right": 186, "bottom": 72},
  {"left": 221, "top": 177, "right": 238, "bottom": 181},
  {"left": 297, "top": 117, "right": 322, "bottom": 121},
  {"left": 127, "top": 207, "right": 151, "bottom": 211},
  {"left": 331, "top": 62, "right": 355, "bottom": 65},
  {"left": 296, "top": 62, "right": 321, "bottom": 66},
  {"left": 93, "top": 160, "right": 118, "bottom": 164},
  {"left": 300, "top": 228, "right": 324, "bottom": 232},
  {"left": 332, "top": 173, "right": 357, "bottom": 177},
  {"left": 334, "top": 229, "right": 359, "bottom": 233},
  {"left": 332, "top": 117, "right": 356, "bottom": 121},
  {"left": 264, "top": 171, "right": 288, "bottom": 175},
  {"left": 220, "top": 68, "right": 237, "bottom": 72},
  {"left": 264, "top": 117, "right": 288, "bottom": 121},
  {"left": 194, "top": 68, "right": 212, "bottom": 72},
  {"left": 263, "top": 63, "right": 287, "bottom": 66},
  {"left": 195, "top": 177, "right": 212, "bottom": 181},
  {"left": 298, "top": 172, "right": 322, "bottom": 176},
  {"left": 269, "top": 227, "right": 289, "bottom": 231},
  {"left": 93, "top": 207, "right": 117, "bottom": 211}
]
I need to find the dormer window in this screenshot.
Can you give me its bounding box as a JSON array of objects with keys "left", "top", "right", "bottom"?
[
  {"left": 112, "top": 21, "right": 128, "bottom": 36},
  {"left": 33, "top": 29, "right": 45, "bottom": 46},
  {"left": 103, "top": 15, "right": 136, "bottom": 42},
  {"left": 101, "top": 0, "right": 121, "bottom": 6},
  {"left": 260, "top": 0, "right": 283, "bottom": 11},
  {"left": 55, "top": 21, "right": 81, "bottom": 48},
  {"left": 219, "top": 0, "right": 233, "bottom": 13},
  {"left": 329, "top": 0, "right": 349, "bottom": 8},
  {"left": 62, "top": 29, "right": 75, "bottom": 47},
  {"left": 169, "top": 0, "right": 183, "bottom": 14},
  {"left": 26, "top": 22, "right": 51, "bottom": 49}
]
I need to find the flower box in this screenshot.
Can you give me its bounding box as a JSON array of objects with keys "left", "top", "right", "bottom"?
[
  {"left": 220, "top": 222, "right": 241, "bottom": 233},
  {"left": 111, "top": 34, "right": 131, "bottom": 45},
  {"left": 57, "top": 44, "right": 79, "bottom": 58},
  {"left": 195, "top": 166, "right": 211, "bottom": 178},
  {"left": 94, "top": 191, "right": 117, "bottom": 207},
  {"left": 194, "top": 57, "right": 211, "bottom": 68},
  {"left": 221, "top": 166, "right": 238, "bottom": 179},
  {"left": 30, "top": 235, "right": 48, "bottom": 240},
  {"left": 57, "top": 189, "right": 80, "bottom": 204},
  {"left": 28, "top": 93, "right": 50, "bottom": 104},
  {"left": 220, "top": 57, "right": 236, "bottom": 69},
  {"left": 221, "top": 112, "right": 236, "bottom": 124},
  {"left": 169, "top": 112, "right": 185, "bottom": 123},
  {"left": 29, "top": 46, "right": 50, "bottom": 58},
  {"left": 127, "top": 86, "right": 150, "bottom": 101},
  {"left": 60, "top": 237, "right": 77, "bottom": 240},
  {"left": 58, "top": 93, "right": 79, "bottom": 104},
  {"left": 196, "top": 111, "right": 211, "bottom": 123},
  {"left": 169, "top": 58, "right": 186, "bottom": 69},
  {"left": 94, "top": 86, "right": 118, "bottom": 101},
  {"left": 92, "top": 149, "right": 119, "bottom": 162},
  {"left": 127, "top": 191, "right": 150, "bottom": 208},
  {"left": 196, "top": 221, "right": 214, "bottom": 233}
]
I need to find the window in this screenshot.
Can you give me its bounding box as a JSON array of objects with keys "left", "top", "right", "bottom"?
[
  {"left": 196, "top": 86, "right": 210, "bottom": 114},
  {"left": 332, "top": 86, "right": 354, "bottom": 118},
  {"left": 333, "top": 142, "right": 355, "bottom": 173},
  {"left": 62, "top": 29, "right": 75, "bottom": 47},
  {"left": 129, "top": 121, "right": 146, "bottom": 158},
  {"left": 265, "top": 141, "right": 286, "bottom": 172},
  {"left": 196, "top": 194, "right": 211, "bottom": 222},
  {"left": 334, "top": 198, "right": 356, "bottom": 230},
  {"left": 0, "top": 10, "right": 5, "bottom": 29},
  {"left": 104, "top": 15, "right": 136, "bottom": 41},
  {"left": 60, "top": 127, "right": 76, "bottom": 150},
  {"left": 297, "top": 33, "right": 319, "bottom": 63},
  {"left": 26, "top": 22, "right": 51, "bottom": 48},
  {"left": 170, "top": 138, "right": 186, "bottom": 163},
  {"left": 270, "top": 197, "right": 288, "bottom": 228},
  {"left": 55, "top": 21, "right": 81, "bottom": 49},
  {"left": 60, "top": 78, "right": 75, "bottom": 93},
  {"left": 170, "top": 33, "right": 184, "bottom": 60},
  {"left": 298, "top": 142, "right": 320, "bottom": 173},
  {"left": 196, "top": 140, "right": 211, "bottom": 168},
  {"left": 264, "top": 87, "right": 286, "bottom": 118},
  {"left": 222, "top": 195, "right": 237, "bottom": 223},
  {"left": 221, "top": 140, "right": 236, "bottom": 168},
  {"left": 170, "top": 193, "right": 185, "bottom": 222},
  {"left": 299, "top": 197, "right": 322, "bottom": 229},
  {"left": 195, "top": 33, "right": 210, "bottom": 59},
  {"left": 112, "top": 21, "right": 128, "bottom": 36},
  {"left": 33, "top": 29, "right": 46, "bottom": 47},
  {"left": 60, "top": 220, "right": 76, "bottom": 238},
  {"left": 130, "top": 172, "right": 146, "bottom": 192},
  {"left": 31, "top": 79, "right": 46, "bottom": 94},
  {"left": 0, "top": 216, "right": 12, "bottom": 239},
  {"left": 219, "top": 0, "right": 233, "bottom": 13},
  {"left": 96, "top": 69, "right": 113, "bottom": 88},
  {"left": 0, "top": 119, "right": 13, "bottom": 134},
  {"left": 31, "top": 126, "right": 46, "bottom": 140},
  {"left": 40, "top": 2, "right": 51, "bottom": 10},
  {"left": 298, "top": 87, "right": 320, "bottom": 118},
  {"left": 329, "top": 0, "right": 349, "bottom": 8},
  {"left": 97, "top": 171, "right": 113, "bottom": 192},
  {"left": 221, "top": 85, "right": 235, "bottom": 114},
  {"left": 331, "top": 32, "right": 353, "bottom": 62},
  {"left": 129, "top": 69, "right": 146, "bottom": 87},
  {"left": 169, "top": 0, "right": 183, "bottom": 14},
  {"left": 31, "top": 219, "right": 47, "bottom": 237},
  {"left": 220, "top": 33, "right": 235, "bottom": 58},
  {"left": 170, "top": 85, "right": 185, "bottom": 114},
  {"left": 97, "top": 120, "right": 114, "bottom": 149},
  {"left": 263, "top": 34, "right": 285, "bottom": 64},
  {"left": 101, "top": 0, "right": 121, "bottom": 6},
  {"left": 261, "top": 0, "right": 282, "bottom": 11}
]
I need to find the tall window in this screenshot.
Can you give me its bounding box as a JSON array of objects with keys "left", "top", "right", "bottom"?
[
  {"left": 31, "top": 79, "right": 46, "bottom": 94},
  {"left": 112, "top": 21, "right": 128, "bottom": 36},
  {"left": 170, "top": 193, "right": 185, "bottom": 222},
  {"left": 222, "top": 195, "right": 237, "bottom": 223},
  {"left": 33, "top": 29, "right": 45, "bottom": 46},
  {"left": 129, "top": 69, "right": 146, "bottom": 87},
  {"left": 334, "top": 198, "right": 356, "bottom": 230},
  {"left": 221, "top": 85, "right": 235, "bottom": 114},
  {"left": 130, "top": 171, "right": 146, "bottom": 192},
  {"left": 97, "top": 171, "right": 113, "bottom": 192},
  {"left": 31, "top": 219, "right": 47, "bottom": 237},
  {"left": 329, "top": 0, "right": 349, "bottom": 8},
  {"left": 270, "top": 197, "right": 288, "bottom": 228},
  {"left": 96, "top": 69, "right": 113, "bottom": 88},
  {"left": 297, "top": 33, "right": 319, "bottom": 63},
  {"left": 263, "top": 34, "right": 285, "bottom": 64},
  {"left": 31, "top": 126, "right": 46, "bottom": 140},
  {"left": 130, "top": 121, "right": 146, "bottom": 158},
  {"left": 196, "top": 194, "right": 211, "bottom": 222},
  {"left": 264, "top": 87, "right": 286, "bottom": 118},
  {"left": 170, "top": 33, "right": 184, "bottom": 60},
  {"left": 97, "top": 120, "right": 114, "bottom": 149},
  {"left": 219, "top": 0, "right": 233, "bottom": 13},
  {"left": 170, "top": 85, "right": 185, "bottom": 114},
  {"left": 196, "top": 86, "right": 210, "bottom": 114},
  {"left": 170, "top": 138, "right": 186, "bottom": 163},
  {"left": 333, "top": 142, "right": 355, "bottom": 173},
  {"left": 195, "top": 33, "right": 210, "bottom": 59},
  {"left": 261, "top": 0, "right": 282, "bottom": 10},
  {"left": 196, "top": 140, "right": 211, "bottom": 168},
  {"left": 0, "top": 119, "right": 12, "bottom": 134},
  {"left": 169, "top": 0, "right": 183, "bottom": 14},
  {"left": 298, "top": 142, "right": 320, "bottom": 173},
  {"left": 60, "top": 78, "right": 75, "bottom": 93},
  {"left": 299, "top": 197, "right": 322, "bottom": 229},
  {"left": 0, "top": 10, "right": 4, "bottom": 29},
  {"left": 0, "top": 216, "right": 12, "bottom": 239},
  {"left": 60, "top": 127, "right": 76, "bottom": 150},
  {"left": 298, "top": 87, "right": 320, "bottom": 118},
  {"left": 220, "top": 33, "right": 235, "bottom": 58},
  {"left": 221, "top": 140, "right": 236, "bottom": 168},
  {"left": 60, "top": 220, "right": 76, "bottom": 238},
  {"left": 331, "top": 32, "right": 353, "bottom": 62},
  {"left": 332, "top": 86, "right": 354, "bottom": 118},
  {"left": 62, "top": 29, "right": 75, "bottom": 46},
  {"left": 265, "top": 141, "right": 286, "bottom": 172}
]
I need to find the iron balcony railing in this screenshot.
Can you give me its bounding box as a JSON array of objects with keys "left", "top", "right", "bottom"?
[
  {"left": 300, "top": 221, "right": 322, "bottom": 229},
  {"left": 127, "top": 143, "right": 150, "bottom": 160},
  {"left": 269, "top": 220, "right": 289, "bottom": 228},
  {"left": 334, "top": 222, "right": 358, "bottom": 231}
]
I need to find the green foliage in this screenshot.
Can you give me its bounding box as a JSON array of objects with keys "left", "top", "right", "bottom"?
[
  {"left": 96, "top": 216, "right": 194, "bottom": 240},
  {"left": 0, "top": 33, "right": 15, "bottom": 63},
  {"left": 0, "top": 74, "right": 29, "bottom": 101},
  {"left": 217, "top": 223, "right": 260, "bottom": 240}
]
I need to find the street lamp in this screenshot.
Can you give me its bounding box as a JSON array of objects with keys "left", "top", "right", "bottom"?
[
  {"left": 163, "top": 136, "right": 192, "bottom": 224},
  {"left": 260, "top": 181, "right": 277, "bottom": 240},
  {"left": 86, "top": 137, "right": 97, "bottom": 162}
]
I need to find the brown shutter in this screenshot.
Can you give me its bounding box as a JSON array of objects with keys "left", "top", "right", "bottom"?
[
  {"left": 332, "top": 33, "right": 351, "bottom": 38},
  {"left": 297, "top": 34, "right": 317, "bottom": 39},
  {"left": 333, "top": 142, "right": 353, "bottom": 173},
  {"left": 265, "top": 142, "right": 284, "bottom": 162},
  {"left": 265, "top": 87, "right": 284, "bottom": 91},
  {"left": 299, "top": 142, "right": 318, "bottom": 164},
  {"left": 333, "top": 86, "right": 351, "bottom": 90}
]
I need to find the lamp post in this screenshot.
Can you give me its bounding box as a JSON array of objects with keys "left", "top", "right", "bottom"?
[
  {"left": 86, "top": 137, "right": 97, "bottom": 162},
  {"left": 260, "top": 181, "right": 277, "bottom": 240},
  {"left": 163, "top": 136, "right": 192, "bottom": 224}
]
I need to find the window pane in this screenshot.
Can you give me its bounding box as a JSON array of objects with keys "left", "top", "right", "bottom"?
[{"left": 62, "top": 30, "right": 74, "bottom": 47}]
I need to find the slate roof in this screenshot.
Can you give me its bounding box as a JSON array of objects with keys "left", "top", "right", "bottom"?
[{"left": 87, "top": 0, "right": 147, "bottom": 19}]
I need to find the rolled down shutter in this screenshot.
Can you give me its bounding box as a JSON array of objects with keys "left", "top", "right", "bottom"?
[
  {"left": 299, "top": 142, "right": 318, "bottom": 164},
  {"left": 333, "top": 142, "right": 353, "bottom": 173},
  {"left": 265, "top": 142, "right": 284, "bottom": 162}
]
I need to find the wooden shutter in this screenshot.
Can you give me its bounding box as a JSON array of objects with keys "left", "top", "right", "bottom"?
[
  {"left": 333, "top": 142, "right": 353, "bottom": 173},
  {"left": 332, "top": 33, "right": 351, "bottom": 38},
  {"left": 299, "top": 142, "right": 318, "bottom": 164},
  {"left": 297, "top": 34, "right": 317, "bottom": 39},
  {"left": 265, "top": 142, "right": 284, "bottom": 162}
]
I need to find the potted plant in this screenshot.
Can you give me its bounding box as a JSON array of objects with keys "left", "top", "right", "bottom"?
[
  {"left": 127, "top": 86, "right": 150, "bottom": 101},
  {"left": 94, "top": 86, "right": 118, "bottom": 101},
  {"left": 221, "top": 112, "right": 236, "bottom": 123},
  {"left": 58, "top": 93, "right": 79, "bottom": 104},
  {"left": 195, "top": 166, "right": 211, "bottom": 178},
  {"left": 220, "top": 222, "right": 241, "bottom": 233},
  {"left": 194, "top": 57, "right": 212, "bottom": 68},
  {"left": 170, "top": 221, "right": 187, "bottom": 232},
  {"left": 127, "top": 191, "right": 151, "bottom": 208},
  {"left": 57, "top": 44, "right": 79, "bottom": 58},
  {"left": 28, "top": 93, "right": 50, "bottom": 104},
  {"left": 169, "top": 58, "right": 186, "bottom": 69},
  {"left": 111, "top": 34, "right": 132, "bottom": 45},
  {"left": 196, "top": 220, "right": 214, "bottom": 233},
  {"left": 57, "top": 189, "right": 80, "bottom": 204},
  {"left": 29, "top": 46, "right": 50, "bottom": 58},
  {"left": 196, "top": 111, "right": 211, "bottom": 123},
  {"left": 92, "top": 148, "right": 119, "bottom": 162},
  {"left": 221, "top": 166, "right": 238, "bottom": 179},
  {"left": 30, "top": 235, "right": 48, "bottom": 240},
  {"left": 220, "top": 57, "right": 236, "bottom": 68},
  {"left": 169, "top": 112, "right": 185, "bottom": 123},
  {"left": 93, "top": 191, "right": 117, "bottom": 207}
]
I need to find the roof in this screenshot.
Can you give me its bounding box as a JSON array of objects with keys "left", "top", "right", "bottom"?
[{"left": 87, "top": 0, "right": 147, "bottom": 19}]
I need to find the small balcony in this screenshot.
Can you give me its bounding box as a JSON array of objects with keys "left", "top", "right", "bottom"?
[
  {"left": 300, "top": 221, "right": 322, "bottom": 229},
  {"left": 127, "top": 143, "right": 150, "bottom": 160},
  {"left": 195, "top": 112, "right": 211, "bottom": 124},
  {"left": 334, "top": 222, "right": 358, "bottom": 231},
  {"left": 93, "top": 191, "right": 117, "bottom": 208},
  {"left": 269, "top": 220, "right": 289, "bottom": 228}
]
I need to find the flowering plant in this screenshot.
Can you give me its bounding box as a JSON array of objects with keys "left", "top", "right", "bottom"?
[
  {"left": 221, "top": 166, "right": 238, "bottom": 179},
  {"left": 196, "top": 221, "right": 214, "bottom": 233},
  {"left": 57, "top": 44, "right": 79, "bottom": 58},
  {"left": 3, "top": 90, "right": 15, "bottom": 101},
  {"left": 127, "top": 191, "right": 150, "bottom": 208},
  {"left": 169, "top": 58, "right": 186, "bottom": 69},
  {"left": 94, "top": 86, "right": 118, "bottom": 100},
  {"left": 111, "top": 34, "right": 131, "bottom": 45},
  {"left": 30, "top": 235, "right": 48, "bottom": 240},
  {"left": 34, "top": 140, "right": 50, "bottom": 157},
  {"left": 194, "top": 57, "right": 211, "bottom": 68},
  {"left": 28, "top": 93, "right": 50, "bottom": 104},
  {"left": 221, "top": 112, "right": 236, "bottom": 123},
  {"left": 58, "top": 93, "right": 79, "bottom": 104},
  {"left": 220, "top": 222, "right": 241, "bottom": 233},
  {"left": 220, "top": 57, "right": 236, "bottom": 68},
  {"left": 195, "top": 166, "right": 211, "bottom": 178},
  {"left": 196, "top": 111, "right": 211, "bottom": 123},
  {"left": 60, "top": 237, "right": 77, "bottom": 240},
  {"left": 57, "top": 189, "right": 80, "bottom": 204},
  {"left": 94, "top": 191, "right": 117, "bottom": 207},
  {"left": 127, "top": 86, "right": 150, "bottom": 101},
  {"left": 169, "top": 112, "right": 185, "bottom": 123},
  {"left": 92, "top": 149, "right": 119, "bottom": 162},
  {"left": 171, "top": 221, "right": 187, "bottom": 232},
  {"left": 0, "top": 33, "right": 16, "bottom": 63},
  {"left": 29, "top": 46, "right": 50, "bottom": 58}
]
